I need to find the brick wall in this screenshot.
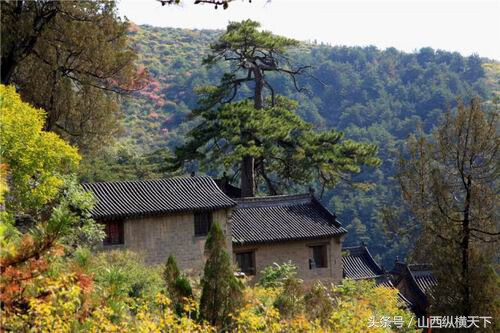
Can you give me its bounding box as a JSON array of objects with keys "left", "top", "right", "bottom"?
[
  {"left": 102, "top": 209, "right": 232, "bottom": 275},
  {"left": 233, "top": 237, "right": 344, "bottom": 284}
]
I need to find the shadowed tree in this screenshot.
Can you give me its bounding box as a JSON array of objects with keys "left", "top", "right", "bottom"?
[
  {"left": 398, "top": 98, "right": 499, "bottom": 327},
  {"left": 1, "top": 0, "right": 146, "bottom": 152},
  {"left": 163, "top": 255, "right": 193, "bottom": 315}
]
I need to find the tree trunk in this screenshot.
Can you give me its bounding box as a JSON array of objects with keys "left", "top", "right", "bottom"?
[
  {"left": 240, "top": 155, "right": 255, "bottom": 197},
  {"left": 239, "top": 66, "right": 264, "bottom": 197},
  {"left": 461, "top": 175, "right": 471, "bottom": 316}
]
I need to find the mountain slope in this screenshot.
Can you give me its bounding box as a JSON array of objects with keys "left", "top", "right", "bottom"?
[{"left": 105, "top": 24, "right": 496, "bottom": 266}]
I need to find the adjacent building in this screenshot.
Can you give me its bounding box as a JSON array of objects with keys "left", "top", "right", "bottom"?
[
  {"left": 342, "top": 245, "right": 413, "bottom": 307},
  {"left": 390, "top": 262, "right": 437, "bottom": 316},
  {"left": 231, "top": 194, "right": 346, "bottom": 282},
  {"left": 83, "top": 175, "right": 436, "bottom": 310}
]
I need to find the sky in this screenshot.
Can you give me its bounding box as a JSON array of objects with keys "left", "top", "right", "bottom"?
[{"left": 118, "top": 0, "right": 500, "bottom": 60}]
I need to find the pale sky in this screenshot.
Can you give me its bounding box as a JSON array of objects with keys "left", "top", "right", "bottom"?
[{"left": 118, "top": 0, "right": 500, "bottom": 60}]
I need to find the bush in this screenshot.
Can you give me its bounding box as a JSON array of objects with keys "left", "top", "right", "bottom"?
[
  {"left": 304, "top": 281, "right": 334, "bottom": 326},
  {"left": 91, "top": 250, "right": 164, "bottom": 306},
  {"left": 258, "top": 261, "right": 299, "bottom": 288},
  {"left": 163, "top": 255, "right": 194, "bottom": 316},
  {"left": 273, "top": 276, "right": 305, "bottom": 319}
]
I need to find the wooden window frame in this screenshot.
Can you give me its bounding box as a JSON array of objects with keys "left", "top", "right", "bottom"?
[
  {"left": 309, "top": 244, "right": 328, "bottom": 269},
  {"left": 194, "top": 211, "right": 213, "bottom": 237},
  {"left": 235, "top": 251, "right": 256, "bottom": 276},
  {"left": 103, "top": 220, "right": 124, "bottom": 245}
]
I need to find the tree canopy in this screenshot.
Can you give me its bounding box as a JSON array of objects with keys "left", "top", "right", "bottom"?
[
  {"left": 0, "top": 85, "right": 80, "bottom": 215},
  {"left": 176, "top": 96, "right": 380, "bottom": 194},
  {"left": 1, "top": 0, "right": 145, "bottom": 152},
  {"left": 398, "top": 98, "right": 498, "bottom": 321}
]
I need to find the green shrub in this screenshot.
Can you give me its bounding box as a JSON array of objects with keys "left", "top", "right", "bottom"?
[
  {"left": 91, "top": 250, "right": 164, "bottom": 305},
  {"left": 258, "top": 261, "right": 299, "bottom": 288},
  {"left": 304, "top": 281, "right": 334, "bottom": 326},
  {"left": 199, "top": 221, "right": 243, "bottom": 327},
  {"left": 163, "top": 255, "right": 194, "bottom": 316}
]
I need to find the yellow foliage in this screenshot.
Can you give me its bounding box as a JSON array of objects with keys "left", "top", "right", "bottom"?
[
  {"left": 0, "top": 84, "right": 80, "bottom": 213},
  {"left": 0, "top": 255, "right": 419, "bottom": 333},
  {"left": 329, "top": 280, "right": 417, "bottom": 333}
]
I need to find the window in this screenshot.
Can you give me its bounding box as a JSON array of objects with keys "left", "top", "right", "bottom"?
[
  {"left": 310, "top": 245, "right": 327, "bottom": 269},
  {"left": 236, "top": 251, "right": 255, "bottom": 275},
  {"left": 194, "top": 211, "right": 212, "bottom": 236},
  {"left": 103, "top": 220, "right": 124, "bottom": 245}
]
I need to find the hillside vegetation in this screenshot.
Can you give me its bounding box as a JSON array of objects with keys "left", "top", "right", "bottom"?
[{"left": 86, "top": 24, "right": 497, "bottom": 266}]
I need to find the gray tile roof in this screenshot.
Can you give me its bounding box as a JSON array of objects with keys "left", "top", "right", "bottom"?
[
  {"left": 391, "top": 262, "right": 437, "bottom": 315},
  {"left": 82, "top": 176, "right": 236, "bottom": 220},
  {"left": 342, "top": 245, "right": 384, "bottom": 279},
  {"left": 408, "top": 264, "right": 437, "bottom": 297},
  {"left": 231, "top": 193, "right": 347, "bottom": 245},
  {"left": 391, "top": 262, "right": 437, "bottom": 298}
]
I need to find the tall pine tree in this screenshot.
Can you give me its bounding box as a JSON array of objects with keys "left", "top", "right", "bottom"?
[{"left": 174, "top": 20, "right": 380, "bottom": 196}]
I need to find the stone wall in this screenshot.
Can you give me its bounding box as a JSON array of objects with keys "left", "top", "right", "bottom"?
[
  {"left": 233, "top": 237, "right": 344, "bottom": 284},
  {"left": 102, "top": 209, "right": 232, "bottom": 275}
]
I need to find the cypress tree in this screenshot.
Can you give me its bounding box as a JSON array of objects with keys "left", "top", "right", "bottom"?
[
  {"left": 163, "top": 255, "right": 181, "bottom": 295},
  {"left": 163, "top": 254, "right": 193, "bottom": 315},
  {"left": 199, "top": 221, "right": 243, "bottom": 327}
]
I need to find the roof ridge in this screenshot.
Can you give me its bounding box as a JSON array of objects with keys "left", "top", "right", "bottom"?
[
  {"left": 342, "top": 245, "right": 366, "bottom": 252},
  {"left": 81, "top": 175, "right": 213, "bottom": 186},
  {"left": 235, "top": 193, "right": 313, "bottom": 209},
  {"left": 235, "top": 193, "right": 311, "bottom": 202},
  {"left": 408, "top": 264, "right": 433, "bottom": 272}
]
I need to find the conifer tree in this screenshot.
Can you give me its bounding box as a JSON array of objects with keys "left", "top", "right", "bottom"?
[
  {"left": 199, "top": 222, "right": 243, "bottom": 327},
  {"left": 163, "top": 255, "right": 193, "bottom": 315},
  {"left": 163, "top": 255, "right": 181, "bottom": 296},
  {"left": 174, "top": 20, "right": 380, "bottom": 196}
]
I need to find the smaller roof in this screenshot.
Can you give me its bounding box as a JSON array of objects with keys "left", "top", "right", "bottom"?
[
  {"left": 82, "top": 176, "right": 236, "bottom": 220},
  {"left": 342, "top": 245, "right": 384, "bottom": 279},
  {"left": 391, "top": 262, "right": 437, "bottom": 297},
  {"left": 391, "top": 262, "right": 437, "bottom": 313},
  {"left": 342, "top": 245, "right": 413, "bottom": 307},
  {"left": 231, "top": 193, "right": 347, "bottom": 245},
  {"left": 407, "top": 264, "right": 437, "bottom": 297}
]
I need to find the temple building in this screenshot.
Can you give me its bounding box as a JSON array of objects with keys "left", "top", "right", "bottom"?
[{"left": 83, "top": 176, "right": 346, "bottom": 283}]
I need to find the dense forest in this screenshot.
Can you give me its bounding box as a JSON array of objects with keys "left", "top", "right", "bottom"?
[{"left": 81, "top": 24, "right": 499, "bottom": 266}]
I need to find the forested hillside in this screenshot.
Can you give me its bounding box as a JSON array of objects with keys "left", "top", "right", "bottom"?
[{"left": 87, "top": 24, "right": 498, "bottom": 266}]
